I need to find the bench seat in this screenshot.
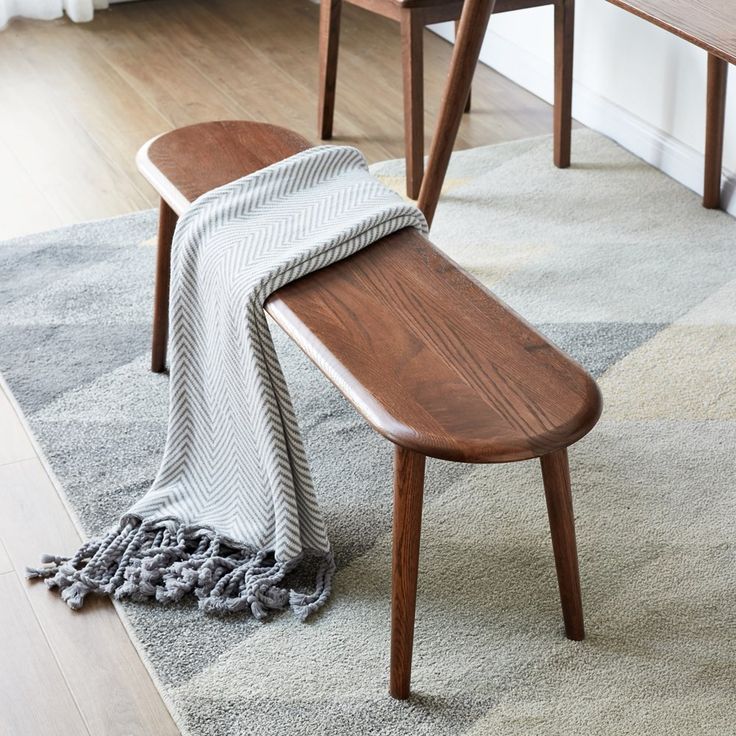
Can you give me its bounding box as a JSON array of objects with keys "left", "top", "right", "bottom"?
[{"left": 138, "top": 121, "right": 601, "bottom": 464}]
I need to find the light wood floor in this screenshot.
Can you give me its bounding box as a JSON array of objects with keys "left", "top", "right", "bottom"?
[{"left": 0, "top": 0, "right": 560, "bottom": 733}]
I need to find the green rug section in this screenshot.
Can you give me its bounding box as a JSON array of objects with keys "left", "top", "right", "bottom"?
[{"left": 1, "top": 130, "right": 734, "bottom": 735}]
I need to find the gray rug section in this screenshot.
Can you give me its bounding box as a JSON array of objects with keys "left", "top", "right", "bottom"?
[
  {"left": 536, "top": 322, "right": 664, "bottom": 377},
  {"left": 2, "top": 131, "right": 735, "bottom": 735}
]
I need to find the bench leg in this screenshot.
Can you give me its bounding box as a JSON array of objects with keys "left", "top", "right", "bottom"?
[
  {"left": 401, "top": 10, "right": 425, "bottom": 200},
  {"left": 540, "top": 448, "right": 584, "bottom": 641},
  {"left": 151, "top": 198, "right": 177, "bottom": 374},
  {"left": 553, "top": 0, "right": 574, "bottom": 168},
  {"left": 390, "top": 446, "right": 426, "bottom": 699},
  {"left": 318, "top": 0, "right": 342, "bottom": 140},
  {"left": 704, "top": 53, "right": 728, "bottom": 210}
]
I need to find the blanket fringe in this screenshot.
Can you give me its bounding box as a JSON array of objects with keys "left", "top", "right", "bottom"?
[{"left": 26, "top": 518, "right": 334, "bottom": 621}]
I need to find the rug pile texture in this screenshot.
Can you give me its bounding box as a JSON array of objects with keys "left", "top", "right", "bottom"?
[{"left": 0, "top": 130, "right": 734, "bottom": 735}]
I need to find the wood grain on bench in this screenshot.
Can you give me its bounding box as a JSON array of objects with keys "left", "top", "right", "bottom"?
[{"left": 267, "top": 229, "right": 600, "bottom": 462}]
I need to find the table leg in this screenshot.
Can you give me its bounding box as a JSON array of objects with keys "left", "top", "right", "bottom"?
[
  {"left": 417, "top": 0, "right": 496, "bottom": 226},
  {"left": 401, "top": 9, "right": 425, "bottom": 200},
  {"left": 553, "top": 0, "right": 575, "bottom": 168},
  {"left": 318, "top": 0, "right": 342, "bottom": 140},
  {"left": 704, "top": 54, "right": 728, "bottom": 210}
]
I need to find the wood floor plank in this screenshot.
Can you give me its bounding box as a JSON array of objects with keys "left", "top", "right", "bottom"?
[
  {"left": 0, "top": 39, "right": 149, "bottom": 225},
  {"left": 0, "top": 572, "right": 91, "bottom": 736},
  {"left": 0, "top": 459, "right": 180, "bottom": 736},
  {"left": 143, "top": 1, "right": 331, "bottom": 138},
  {"left": 0, "top": 384, "right": 37, "bottom": 467},
  {"left": 79, "top": 9, "right": 246, "bottom": 130},
  {"left": 7, "top": 23, "right": 170, "bottom": 213}
]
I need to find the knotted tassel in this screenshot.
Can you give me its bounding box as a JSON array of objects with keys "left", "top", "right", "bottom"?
[{"left": 27, "top": 517, "right": 334, "bottom": 621}]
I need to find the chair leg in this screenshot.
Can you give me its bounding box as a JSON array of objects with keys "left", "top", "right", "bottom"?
[
  {"left": 401, "top": 10, "right": 425, "bottom": 200},
  {"left": 417, "top": 0, "right": 495, "bottom": 225},
  {"left": 318, "top": 0, "right": 342, "bottom": 140},
  {"left": 553, "top": 0, "right": 574, "bottom": 168},
  {"left": 390, "top": 446, "right": 426, "bottom": 700},
  {"left": 540, "top": 448, "right": 585, "bottom": 641},
  {"left": 151, "top": 198, "right": 177, "bottom": 374},
  {"left": 704, "top": 53, "right": 728, "bottom": 209},
  {"left": 455, "top": 20, "right": 471, "bottom": 113}
]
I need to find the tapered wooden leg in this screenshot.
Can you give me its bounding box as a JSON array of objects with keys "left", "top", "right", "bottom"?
[
  {"left": 455, "top": 20, "right": 471, "bottom": 113},
  {"left": 553, "top": 0, "right": 574, "bottom": 168},
  {"left": 401, "top": 10, "right": 425, "bottom": 200},
  {"left": 540, "top": 448, "right": 584, "bottom": 641},
  {"left": 151, "top": 199, "right": 177, "bottom": 374},
  {"left": 318, "top": 0, "right": 342, "bottom": 140},
  {"left": 417, "top": 0, "right": 495, "bottom": 225},
  {"left": 704, "top": 54, "right": 728, "bottom": 210},
  {"left": 390, "top": 446, "right": 426, "bottom": 699}
]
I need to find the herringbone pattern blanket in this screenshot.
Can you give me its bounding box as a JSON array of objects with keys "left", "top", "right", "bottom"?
[{"left": 28, "top": 145, "right": 426, "bottom": 619}]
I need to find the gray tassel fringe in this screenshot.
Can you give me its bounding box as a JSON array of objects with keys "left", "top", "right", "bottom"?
[{"left": 26, "top": 517, "right": 335, "bottom": 621}]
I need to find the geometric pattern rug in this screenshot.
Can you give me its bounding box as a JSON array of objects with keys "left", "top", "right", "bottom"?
[{"left": 0, "top": 130, "right": 734, "bottom": 735}]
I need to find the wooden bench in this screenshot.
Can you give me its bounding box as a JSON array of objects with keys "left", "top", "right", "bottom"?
[{"left": 136, "top": 120, "right": 602, "bottom": 699}]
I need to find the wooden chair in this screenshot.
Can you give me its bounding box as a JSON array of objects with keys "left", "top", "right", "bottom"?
[
  {"left": 318, "top": 0, "right": 575, "bottom": 199},
  {"left": 137, "top": 120, "right": 602, "bottom": 699}
]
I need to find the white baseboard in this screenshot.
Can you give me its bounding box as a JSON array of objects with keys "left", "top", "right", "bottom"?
[{"left": 430, "top": 23, "right": 736, "bottom": 217}]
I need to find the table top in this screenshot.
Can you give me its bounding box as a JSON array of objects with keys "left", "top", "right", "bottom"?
[{"left": 607, "top": 0, "right": 736, "bottom": 65}]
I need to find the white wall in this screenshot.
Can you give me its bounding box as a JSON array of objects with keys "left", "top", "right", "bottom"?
[{"left": 431, "top": 0, "right": 736, "bottom": 214}]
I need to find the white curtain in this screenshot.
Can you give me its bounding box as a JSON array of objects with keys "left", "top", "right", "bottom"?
[{"left": 0, "top": 0, "right": 109, "bottom": 28}]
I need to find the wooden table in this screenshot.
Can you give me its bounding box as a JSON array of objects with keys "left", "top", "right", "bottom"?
[
  {"left": 419, "top": 0, "right": 733, "bottom": 223},
  {"left": 606, "top": 0, "right": 733, "bottom": 209}
]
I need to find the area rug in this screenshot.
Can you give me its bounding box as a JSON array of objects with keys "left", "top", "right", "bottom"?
[{"left": 1, "top": 129, "right": 734, "bottom": 735}]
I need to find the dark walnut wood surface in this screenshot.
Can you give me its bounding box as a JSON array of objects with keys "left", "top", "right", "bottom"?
[
  {"left": 267, "top": 230, "right": 601, "bottom": 463},
  {"left": 138, "top": 121, "right": 601, "bottom": 463},
  {"left": 606, "top": 0, "right": 736, "bottom": 65},
  {"left": 137, "top": 121, "right": 312, "bottom": 215}
]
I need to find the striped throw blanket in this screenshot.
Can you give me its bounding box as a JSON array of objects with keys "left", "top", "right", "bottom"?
[{"left": 29, "top": 146, "right": 427, "bottom": 620}]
